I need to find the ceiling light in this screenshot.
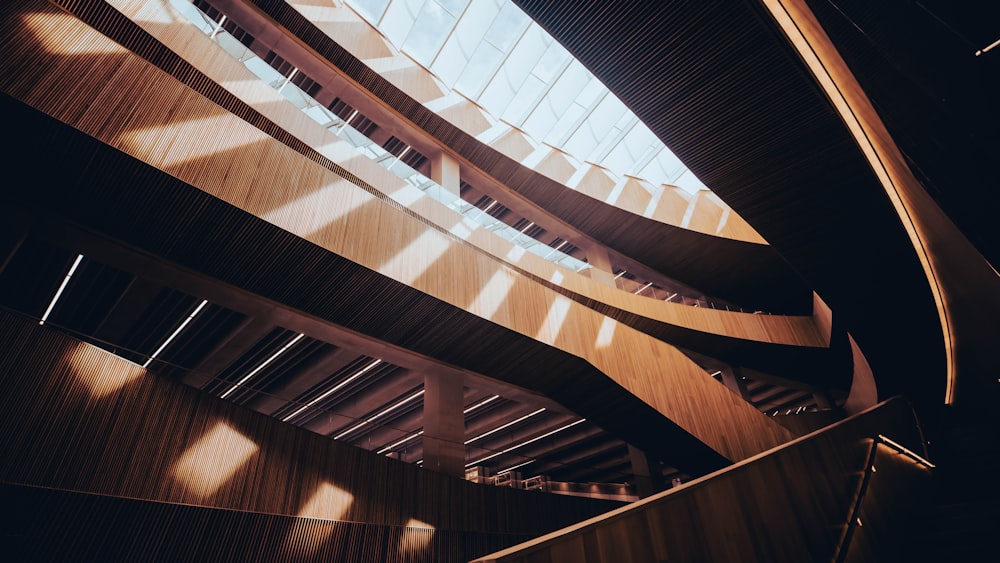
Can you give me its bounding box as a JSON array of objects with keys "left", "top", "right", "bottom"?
[
  {"left": 143, "top": 299, "right": 209, "bottom": 368},
  {"left": 220, "top": 332, "right": 305, "bottom": 399},
  {"left": 465, "top": 408, "right": 545, "bottom": 445},
  {"left": 334, "top": 389, "right": 425, "bottom": 441},
  {"left": 39, "top": 254, "right": 83, "bottom": 326},
  {"left": 282, "top": 359, "right": 382, "bottom": 422}
]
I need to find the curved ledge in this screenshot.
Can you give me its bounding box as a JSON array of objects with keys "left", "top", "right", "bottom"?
[{"left": 202, "top": 0, "right": 814, "bottom": 315}]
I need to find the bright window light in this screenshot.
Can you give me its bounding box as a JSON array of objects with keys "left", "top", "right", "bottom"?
[{"left": 39, "top": 254, "right": 84, "bottom": 325}]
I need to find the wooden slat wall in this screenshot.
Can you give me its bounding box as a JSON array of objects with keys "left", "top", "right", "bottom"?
[
  {"left": 1, "top": 482, "right": 525, "bottom": 562},
  {"left": 470, "top": 397, "right": 932, "bottom": 562},
  {"left": 0, "top": 0, "right": 799, "bottom": 462},
  {"left": 0, "top": 312, "right": 618, "bottom": 543}
]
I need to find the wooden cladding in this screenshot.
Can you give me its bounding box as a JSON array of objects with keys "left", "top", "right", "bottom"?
[
  {"left": 2, "top": 482, "right": 524, "bottom": 562},
  {"left": 0, "top": 311, "right": 618, "bottom": 540},
  {"left": 472, "top": 397, "right": 932, "bottom": 562},
  {"left": 0, "top": 0, "right": 798, "bottom": 466}
]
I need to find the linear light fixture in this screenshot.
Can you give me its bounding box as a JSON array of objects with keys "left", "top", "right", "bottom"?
[
  {"left": 464, "top": 394, "right": 500, "bottom": 414},
  {"left": 466, "top": 418, "right": 586, "bottom": 468},
  {"left": 496, "top": 460, "right": 534, "bottom": 476},
  {"left": 633, "top": 282, "right": 652, "bottom": 295},
  {"left": 143, "top": 299, "right": 209, "bottom": 368},
  {"left": 220, "top": 332, "right": 305, "bottom": 399},
  {"left": 376, "top": 394, "right": 500, "bottom": 455},
  {"left": 282, "top": 359, "right": 382, "bottom": 423},
  {"left": 39, "top": 254, "right": 84, "bottom": 326},
  {"left": 333, "top": 389, "right": 425, "bottom": 441},
  {"left": 377, "top": 430, "right": 424, "bottom": 455},
  {"left": 465, "top": 408, "right": 545, "bottom": 445},
  {"left": 976, "top": 37, "right": 1000, "bottom": 56},
  {"left": 543, "top": 240, "right": 568, "bottom": 259}
]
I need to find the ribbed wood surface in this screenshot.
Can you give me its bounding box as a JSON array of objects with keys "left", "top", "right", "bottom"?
[
  {"left": 472, "top": 397, "right": 931, "bottom": 562},
  {"left": 0, "top": 0, "right": 797, "bottom": 470},
  {"left": 208, "top": 0, "right": 814, "bottom": 315},
  {"left": 0, "top": 311, "right": 618, "bottom": 540},
  {"left": 512, "top": 0, "right": 949, "bottom": 419},
  {"left": 1, "top": 483, "right": 523, "bottom": 563}
]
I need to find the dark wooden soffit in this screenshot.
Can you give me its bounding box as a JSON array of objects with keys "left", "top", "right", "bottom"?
[
  {"left": 216, "top": 0, "right": 814, "bottom": 315},
  {"left": 803, "top": 0, "right": 1000, "bottom": 272},
  {"left": 512, "top": 0, "right": 946, "bottom": 418},
  {"left": 3, "top": 94, "right": 731, "bottom": 477}
]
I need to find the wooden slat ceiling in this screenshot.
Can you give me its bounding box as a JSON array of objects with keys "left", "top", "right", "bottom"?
[
  {"left": 209, "top": 0, "right": 816, "bottom": 315},
  {"left": 511, "top": 0, "right": 953, "bottom": 418}
]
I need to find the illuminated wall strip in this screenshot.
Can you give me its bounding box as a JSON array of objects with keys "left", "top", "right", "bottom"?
[
  {"left": 39, "top": 254, "right": 84, "bottom": 325},
  {"left": 282, "top": 359, "right": 383, "bottom": 422},
  {"left": 220, "top": 333, "right": 305, "bottom": 399},
  {"left": 466, "top": 419, "right": 586, "bottom": 468},
  {"left": 333, "top": 389, "right": 425, "bottom": 441},
  {"left": 143, "top": 299, "right": 209, "bottom": 368},
  {"left": 376, "top": 395, "right": 500, "bottom": 455},
  {"left": 464, "top": 408, "right": 545, "bottom": 445}
]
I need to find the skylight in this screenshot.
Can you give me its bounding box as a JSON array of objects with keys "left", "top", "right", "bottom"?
[{"left": 345, "top": 0, "right": 707, "bottom": 194}]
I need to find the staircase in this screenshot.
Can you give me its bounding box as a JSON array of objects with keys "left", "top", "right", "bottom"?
[{"left": 900, "top": 405, "right": 1000, "bottom": 560}]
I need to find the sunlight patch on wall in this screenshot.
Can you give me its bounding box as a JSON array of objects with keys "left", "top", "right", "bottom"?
[
  {"left": 170, "top": 421, "right": 258, "bottom": 500},
  {"left": 595, "top": 316, "right": 617, "bottom": 349},
  {"left": 536, "top": 296, "right": 571, "bottom": 344},
  {"left": 282, "top": 481, "right": 355, "bottom": 556},
  {"left": 115, "top": 114, "right": 260, "bottom": 168},
  {"left": 468, "top": 268, "right": 515, "bottom": 321},
  {"left": 379, "top": 230, "right": 451, "bottom": 285},
  {"left": 263, "top": 182, "right": 371, "bottom": 236},
  {"left": 66, "top": 342, "right": 144, "bottom": 398},
  {"left": 24, "top": 12, "right": 124, "bottom": 55},
  {"left": 397, "top": 518, "right": 435, "bottom": 558}
]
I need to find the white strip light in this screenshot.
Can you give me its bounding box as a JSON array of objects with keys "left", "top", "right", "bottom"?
[
  {"left": 376, "top": 394, "right": 500, "bottom": 455},
  {"left": 143, "top": 300, "right": 209, "bottom": 368},
  {"left": 39, "top": 254, "right": 84, "bottom": 325},
  {"left": 633, "top": 282, "right": 652, "bottom": 295},
  {"left": 334, "top": 389, "right": 425, "bottom": 441},
  {"left": 220, "top": 332, "right": 305, "bottom": 399},
  {"left": 377, "top": 430, "right": 424, "bottom": 455},
  {"left": 496, "top": 460, "right": 534, "bottom": 476},
  {"left": 464, "top": 394, "right": 500, "bottom": 414},
  {"left": 282, "top": 359, "right": 382, "bottom": 422},
  {"left": 466, "top": 419, "right": 586, "bottom": 468},
  {"left": 465, "top": 408, "right": 545, "bottom": 445}
]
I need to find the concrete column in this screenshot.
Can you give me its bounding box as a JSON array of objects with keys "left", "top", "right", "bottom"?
[
  {"left": 423, "top": 372, "right": 465, "bottom": 478},
  {"left": 431, "top": 152, "right": 461, "bottom": 201},
  {"left": 628, "top": 444, "right": 664, "bottom": 498},
  {"left": 585, "top": 246, "right": 617, "bottom": 287}
]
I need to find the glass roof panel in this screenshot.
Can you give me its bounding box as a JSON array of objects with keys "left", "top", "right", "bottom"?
[{"left": 343, "top": 0, "right": 708, "bottom": 195}]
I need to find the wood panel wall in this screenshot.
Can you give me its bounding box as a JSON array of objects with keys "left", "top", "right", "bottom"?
[
  {"left": 471, "top": 397, "right": 932, "bottom": 562},
  {"left": 0, "top": 311, "right": 619, "bottom": 560},
  {"left": 0, "top": 0, "right": 797, "bottom": 462}
]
